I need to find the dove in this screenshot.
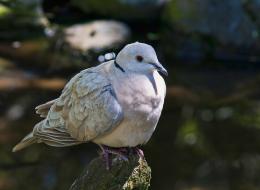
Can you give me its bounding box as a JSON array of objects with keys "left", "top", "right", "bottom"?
[{"left": 12, "top": 42, "right": 167, "bottom": 167}]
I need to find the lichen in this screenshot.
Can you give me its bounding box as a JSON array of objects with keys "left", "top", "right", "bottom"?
[{"left": 123, "top": 158, "right": 151, "bottom": 190}]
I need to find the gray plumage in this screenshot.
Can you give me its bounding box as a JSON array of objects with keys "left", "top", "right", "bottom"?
[{"left": 13, "top": 42, "right": 167, "bottom": 152}]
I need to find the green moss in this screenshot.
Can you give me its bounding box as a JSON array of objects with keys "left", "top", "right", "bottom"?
[
  {"left": 176, "top": 119, "right": 199, "bottom": 144},
  {"left": 0, "top": 4, "right": 11, "bottom": 18},
  {"left": 123, "top": 158, "right": 151, "bottom": 190}
]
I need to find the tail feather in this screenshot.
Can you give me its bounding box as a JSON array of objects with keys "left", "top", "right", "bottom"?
[{"left": 12, "top": 132, "right": 37, "bottom": 152}]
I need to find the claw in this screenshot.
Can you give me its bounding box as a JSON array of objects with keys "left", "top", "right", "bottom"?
[
  {"left": 99, "top": 145, "right": 145, "bottom": 170},
  {"left": 100, "top": 145, "right": 129, "bottom": 170},
  {"left": 134, "top": 147, "right": 144, "bottom": 158}
]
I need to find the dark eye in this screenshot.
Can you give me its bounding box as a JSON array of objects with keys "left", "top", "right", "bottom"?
[{"left": 136, "top": 55, "right": 143, "bottom": 62}]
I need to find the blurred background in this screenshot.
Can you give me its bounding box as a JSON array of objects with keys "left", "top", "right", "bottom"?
[{"left": 1, "top": 0, "right": 260, "bottom": 189}]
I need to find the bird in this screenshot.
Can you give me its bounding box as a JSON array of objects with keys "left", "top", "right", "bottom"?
[{"left": 13, "top": 42, "right": 167, "bottom": 168}]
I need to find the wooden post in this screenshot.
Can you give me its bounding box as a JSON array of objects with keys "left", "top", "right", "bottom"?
[{"left": 69, "top": 154, "right": 151, "bottom": 190}]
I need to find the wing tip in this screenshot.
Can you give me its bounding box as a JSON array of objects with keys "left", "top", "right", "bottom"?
[{"left": 12, "top": 144, "right": 22, "bottom": 152}]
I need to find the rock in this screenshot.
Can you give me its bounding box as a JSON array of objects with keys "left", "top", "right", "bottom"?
[
  {"left": 69, "top": 154, "right": 151, "bottom": 190},
  {"left": 70, "top": 0, "right": 168, "bottom": 20},
  {"left": 47, "top": 20, "right": 131, "bottom": 69},
  {"left": 63, "top": 20, "right": 130, "bottom": 52},
  {"left": 42, "top": 20, "right": 131, "bottom": 69},
  {"left": 164, "top": 0, "right": 259, "bottom": 47},
  {"left": 0, "top": 20, "right": 130, "bottom": 71}
]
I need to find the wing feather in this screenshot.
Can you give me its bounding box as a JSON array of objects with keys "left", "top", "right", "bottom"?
[
  {"left": 35, "top": 99, "right": 57, "bottom": 118},
  {"left": 32, "top": 68, "right": 123, "bottom": 146}
]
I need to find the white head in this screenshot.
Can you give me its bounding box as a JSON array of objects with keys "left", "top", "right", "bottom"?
[{"left": 115, "top": 42, "right": 168, "bottom": 76}]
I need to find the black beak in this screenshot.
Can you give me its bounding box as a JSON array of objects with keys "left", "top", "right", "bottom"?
[{"left": 150, "top": 62, "right": 168, "bottom": 76}]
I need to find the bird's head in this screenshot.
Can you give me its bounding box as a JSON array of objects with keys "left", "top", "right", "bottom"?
[{"left": 115, "top": 42, "right": 168, "bottom": 76}]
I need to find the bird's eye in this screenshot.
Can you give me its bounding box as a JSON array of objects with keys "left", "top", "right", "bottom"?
[{"left": 135, "top": 55, "right": 143, "bottom": 62}]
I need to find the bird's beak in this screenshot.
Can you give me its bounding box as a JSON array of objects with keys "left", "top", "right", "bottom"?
[{"left": 149, "top": 62, "right": 168, "bottom": 76}]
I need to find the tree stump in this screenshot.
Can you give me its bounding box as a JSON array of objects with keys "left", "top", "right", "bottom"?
[{"left": 69, "top": 154, "right": 151, "bottom": 190}]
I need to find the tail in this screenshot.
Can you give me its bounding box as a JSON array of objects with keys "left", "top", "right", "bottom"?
[{"left": 12, "top": 132, "right": 37, "bottom": 152}]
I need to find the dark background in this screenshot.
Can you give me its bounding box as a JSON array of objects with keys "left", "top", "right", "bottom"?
[{"left": 1, "top": 0, "right": 260, "bottom": 189}]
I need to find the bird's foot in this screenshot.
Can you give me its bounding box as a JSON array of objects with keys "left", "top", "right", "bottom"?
[
  {"left": 100, "top": 145, "right": 129, "bottom": 170},
  {"left": 105, "top": 147, "right": 129, "bottom": 161},
  {"left": 99, "top": 145, "right": 144, "bottom": 170},
  {"left": 101, "top": 146, "right": 111, "bottom": 170},
  {"left": 132, "top": 146, "right": 144, "bottom": 158}
]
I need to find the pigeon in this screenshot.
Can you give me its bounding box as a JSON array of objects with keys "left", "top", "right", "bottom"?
[{"left": 12, "top": 42, "right": 167, "bottom": 166}]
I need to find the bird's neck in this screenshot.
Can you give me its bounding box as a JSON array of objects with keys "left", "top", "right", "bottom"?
[{"left": 114, "top": 60, "right": 125, "bottom": 73}]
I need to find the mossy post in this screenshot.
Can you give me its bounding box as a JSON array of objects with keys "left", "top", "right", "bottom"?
[{"left": 69, "top": 154, "right": 151, "bottom": 190}]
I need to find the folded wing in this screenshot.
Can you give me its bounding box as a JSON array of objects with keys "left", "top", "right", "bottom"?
[{"left": 32, "top": 69, "right": 123, "bottom": 147}]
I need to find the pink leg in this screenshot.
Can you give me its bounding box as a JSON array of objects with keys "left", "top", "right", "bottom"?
[
  {"left": 100, "top": 145, "right": 129, "bottom": 170},
  {"left": 133, "top": 147, "right": 144, "bottom": 158},
  {"left": 105, "top": 147, "right": 129, "bottom": 161},
  {"left": 99, "top": 145, "right": 145, "bottom": 170},
  {"left": 100, "top": 145, "right": 111, "bottom": 170}
]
